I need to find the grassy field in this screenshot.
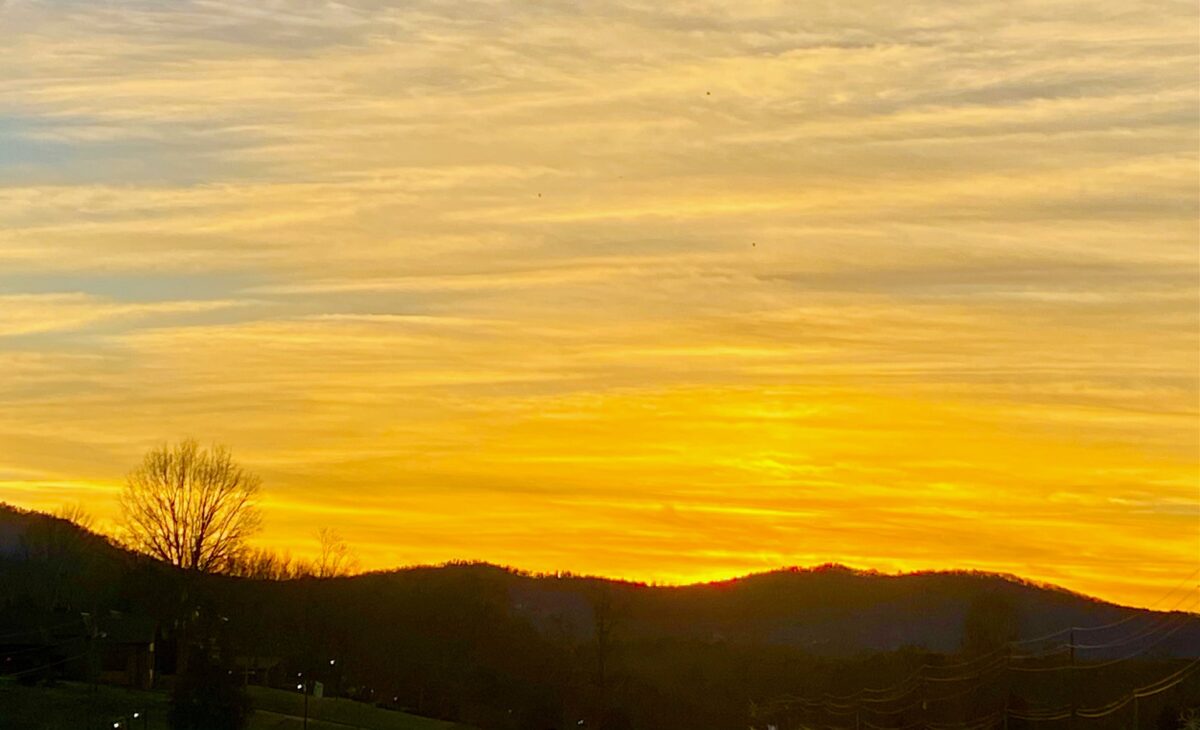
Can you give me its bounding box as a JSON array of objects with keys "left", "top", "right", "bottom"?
[
  {"left": 247, "top": 686, "right": 469, "bottom": 730},
  {"left": 0, "top": 680, "right": 168, "bottom": 730},
  {"left": 0, "top": 680, "right": 471, "bottom": 730}
]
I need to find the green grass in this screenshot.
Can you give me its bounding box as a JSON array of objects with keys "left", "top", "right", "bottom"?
[
  {"left": 247, "top": 686, "right": 470, "bottom": 730},
  {"left": 0, "top": 679, "right": 169, "bottom": 730},
  {"left": 0, "top": 681, "right": 471, "bottom": 730}
]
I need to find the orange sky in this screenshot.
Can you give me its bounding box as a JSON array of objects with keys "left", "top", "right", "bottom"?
[{"left": 0, "top": 0, "right": 1197, "bottom": 609}]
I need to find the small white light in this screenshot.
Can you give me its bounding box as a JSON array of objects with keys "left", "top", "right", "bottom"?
[
  {"left": 329, "top": 659, "right": 336, "bottom": 665},
  {"left": 132, "top": 713, "right": 140, "bottom": 719},
  {"left": 297, "top": 683, "right": 303, "bottom": 690}
]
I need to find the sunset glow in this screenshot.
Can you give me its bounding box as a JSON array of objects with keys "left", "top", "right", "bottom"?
[{"left": 1, "top": 0, "right": 1197, "bottom": 608}]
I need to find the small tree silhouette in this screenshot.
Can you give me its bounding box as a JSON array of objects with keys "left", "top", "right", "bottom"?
[
  {"left": 169, "top": 648, "right": 251, "bottom": 730},
  {"left": 53, "top": 502, "right": 94, "bottom": 530},
  {"left": 315, "top": 527, "right": 359, "bottom": 578}
]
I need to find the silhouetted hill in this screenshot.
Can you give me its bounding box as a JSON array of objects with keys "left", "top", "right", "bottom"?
[
  {"left": 500, "top": 562, "right": 1200, "bottom": 658},
  {"left": 2, "top": 503, "right": 1197, "bottom": 729},
  {"left": 0, "top": 502, "right": 128, "bottom": 562}
]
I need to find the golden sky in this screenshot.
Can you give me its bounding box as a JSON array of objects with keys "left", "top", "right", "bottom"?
[{"left": 0, "top": 0, "right": 1197, "bottom": 609}]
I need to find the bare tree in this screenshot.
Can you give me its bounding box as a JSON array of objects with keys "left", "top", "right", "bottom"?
[
  {"left": 314, "top": 527, "right": 359, "bottom": 578},
  {"left": 227, "top": 547, "right": 309, "bottom": 580},
  {"left": 54, "top": 502, "right": 95, "bottom": 531},
  {"left": 119, "top": 439, "right": 263, "bottom": 573}
]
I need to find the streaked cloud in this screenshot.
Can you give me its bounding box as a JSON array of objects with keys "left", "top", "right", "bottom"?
[
  {"left": 0, "top": 0, "right": 1195, "bottom": 607},
  {"left": 0, "top": 292, "right": 250, "bottom": 337}
]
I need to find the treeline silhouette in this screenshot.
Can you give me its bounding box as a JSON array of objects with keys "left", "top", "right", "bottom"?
[
  {"left": 1, "top": 503, "right": 1197, "bottom": 730},
  {"left": 225, "top": 528, "right": 358, "bottom": 581}
]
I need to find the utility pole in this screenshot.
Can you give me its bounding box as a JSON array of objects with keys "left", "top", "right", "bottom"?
[
  {"left": 1067, "top": 628, "right": 1075, "bottom": 730},
  {"left": 1002, "top": 646, "right": 1010, "bottom": 730},
  {"left": 89, "top": 617, "right": 99, "bottom": 730},
  {"left": 302, "top": 578, "right": 312, "bottom": 730},
  {"left": 920, "top": 674, "right": 928, "bottom": 730},
  {"left": 1002, "top": 701, "right": 1008, "bottom": 730}
]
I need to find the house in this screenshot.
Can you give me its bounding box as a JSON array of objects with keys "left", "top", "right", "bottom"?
[
  {"left": 94, "top": 612, "right": 157, "bottom": 689},
  {"left": 234, "top": 654, "right": 282, "bottom": 687},
  {"left": 0, "top": 609, "right": 90, "bottom": 681}
]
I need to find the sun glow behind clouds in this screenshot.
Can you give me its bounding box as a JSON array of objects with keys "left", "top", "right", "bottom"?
[{"left": 0, "top": 0, "right": 1197, "bottom": 608}]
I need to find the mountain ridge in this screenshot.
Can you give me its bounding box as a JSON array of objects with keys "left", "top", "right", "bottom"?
[
  {"left": 2, "top": 501, "right": 1195, "bottom": 658},
  {"left": 2, "top": 501, "right": 1198, "bottom": 729}
]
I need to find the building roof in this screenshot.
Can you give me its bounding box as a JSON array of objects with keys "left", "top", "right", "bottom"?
[
  {"left": 96, "top": 613, "right": 157, "bottom": 645},
  {"left": 0, "top": 608, "right": 88, "bottom": 646}
]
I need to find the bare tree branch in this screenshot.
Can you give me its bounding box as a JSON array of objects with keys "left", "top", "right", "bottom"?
[
  {"left": 53, "top": 502, "right": 95, "bottom": 531},
  {"left": 119, "top": 439, "right": 263, "bottom": 573},
  {"left": 315, "top": 527, "right": 359, "bottom": 578}
]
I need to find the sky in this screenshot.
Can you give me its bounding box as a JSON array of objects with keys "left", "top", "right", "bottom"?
[{"left": 0, "top": 0, "right": 1197, "bottom": 609}]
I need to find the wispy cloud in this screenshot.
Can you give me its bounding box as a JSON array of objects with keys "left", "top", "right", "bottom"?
[
  {"left": 0, "top": 0, "right": 1195, "bottom": 606},
  {"left": 0, "top": 292, "right": 253, "bottom": 336}
]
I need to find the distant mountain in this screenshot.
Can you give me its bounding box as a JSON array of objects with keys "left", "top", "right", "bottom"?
[
  {"left": 2, "top": 502, "right": 1197, "bottom": 729},
  {"left": 6, "top": 500, "right": 1192, "bottom": 658},
  {"left": 504, "top": 564, "right": 1190, "bottom": 657},
  {"left": 503, "top": 562, "right": 1200, "bottom": 658}
]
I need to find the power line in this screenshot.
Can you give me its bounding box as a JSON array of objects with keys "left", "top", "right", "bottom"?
[
  {"left": 809, "top": 571, "right": 1200, "bottom": 709},
  {"left": 1011, "top": 615, "right": 1193, "bottom": 673},
  {"left": 927, "top": 656, "right": 1010, "bottom": 683},
  {"left": 1075, "top": 695, "right": 1132, "bottom": 719},
  {"left": 0, "top": 618, "right": 84, "bottom": 641},
  {"left": 814, "top": 655, "right": 1013, "bottom": 718},
  {"left": 1020, "top": 590, "right": 1200, "bottom": 655},
  {"left": 1012, "top": 656, "right": 1200, "bottom": 721},
  {"left": 824, "top": 648, "right": 1043, "bottom": 710},
  {"left": 0, "top": 650, "right": 90, "bottom": 678},
  {"left": 1070, "top": 599, "right": 1199, "bottom": 651},
  {"left": 864, "top": 718, "right": 924, "bottom": 730},
  {"left": 756, "top": 568, "right": 1200, "bottom": 729},
  {"left": 766, "top": 633, "right": 1198, "bottom": 728},
  {"left": 928, "top": 710, "right": 1005, "bottom": 730},
  {"left": 1009, "top": 708, "right": 1072, "bottom": 722},
  {"left": 865, "top": 696, "right": 925, "bottom": 717},
  {"left": 0, "top": 636, "right": 82, "bottom": 658},
  {"left": 1134, "top": 656, "right": 1200, "bottom": 697},
  {"left": 1014, "top": 567, "right": 1200, "bottom": 646}
]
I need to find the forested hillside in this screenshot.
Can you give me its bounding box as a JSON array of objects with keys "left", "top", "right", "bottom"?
[{"left": 2, "top": 504, "right": 1196, "bottom": 729}]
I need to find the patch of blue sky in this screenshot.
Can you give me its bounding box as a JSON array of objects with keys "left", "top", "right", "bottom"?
[
  {"left": 0, "top": 300, "right": 266, "bottom": 351},
  {"left": 0, "top": 271, "right": 263, "bottom": 302},
  {"left": 0, "top": 115, "right": 73, "bottom": 173},
  {"left": 0, "top": 113, "right": 279, "bottom": 186}
]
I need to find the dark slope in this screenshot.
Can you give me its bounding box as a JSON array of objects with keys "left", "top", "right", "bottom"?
[
  {"left": 2, "top": 502, "right": 1196, "bottom": 659},
  {"left": 2, "top": 503, "right": 1197, "bottom": 729},
  {"left": 504, "top": 563, "right": 1200, "bottom": 656}
]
